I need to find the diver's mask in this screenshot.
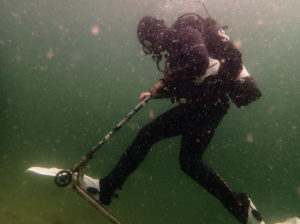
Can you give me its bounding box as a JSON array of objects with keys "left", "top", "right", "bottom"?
[
  {"left": 142, "top": 39, "right": 165, "bottom": 73},
  {"left": 142, "top": 40, "right": 153, "bottom": 55},
  {"left": 152, "top": 53, "right": 162, "bottom": 63}
]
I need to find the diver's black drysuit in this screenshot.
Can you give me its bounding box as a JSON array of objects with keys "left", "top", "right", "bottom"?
[{"left": 100, "top": 17, "right": 261, "bottom": 224}]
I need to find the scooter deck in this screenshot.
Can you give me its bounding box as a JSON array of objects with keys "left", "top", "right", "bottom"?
[{"left": 73, "top": 184, "right": 123, "bottom": 224}]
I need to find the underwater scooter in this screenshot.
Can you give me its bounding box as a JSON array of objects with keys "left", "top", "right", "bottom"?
[
  {"left": 53, "top": 95, "right": 151, "bottom": 224},
  {"left": 54, "top": 95, "right": 151, "bottom": 188},
  {"left": 27, "top": 96, "right": 151, "bottom": 224}
]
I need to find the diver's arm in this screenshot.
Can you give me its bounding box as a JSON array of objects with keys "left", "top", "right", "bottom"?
[
  {"left": 139, "top": 80, "right": 170, "bottom": 101},
  {"left": 204, "top": 18, "right": 243, "bottom": 80},
  {"left": 206, "top": 36, "right": 242, "bottom": 81},
  {"left": 217, "top": 40, "right": 243, "bottom": 79}
]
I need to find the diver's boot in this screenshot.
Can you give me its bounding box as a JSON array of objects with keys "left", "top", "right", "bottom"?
[
  {"left": 99, "top": 179, "right": 119, "bottom": 205},
  {"left": 73, "top": 173, "right": 100, "bottom": 201},
  {"left": 81, "top": 175, "right": 100, "bottom": 201},
  {"left": 247, "top": 197, "right": 265, "bottom": 224},
  {"left": 79, "top": 176, "right": 118, "bottom": 205},
  {"left": 228, "top": 193, "right": 265, "bottom": 224}
]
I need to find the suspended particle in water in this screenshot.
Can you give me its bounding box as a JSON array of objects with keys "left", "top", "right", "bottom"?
[
  {"left": 257, "top": 20, "right": 265, "bottom": 26},
  {"left": 246, "top": 133, "right": 253, "bottom": 143},
  {"left": 46, "top": 48, "right": 54, "bottom": 59},
  {"left": 220, "top": 58, "right": 226, "bottom": 64},
  {"left": 39, "top": 65, "right": 48, "bottom": 71},
  {"left": 78, "top": 90, "right": 83, "bottom": 98},
  {"left": 267, "top": 164, "right": 273, "bottom": 170},
  {"left": 11, "top": 11, "right": 19, "bottom": 19},
  {"left": 127, "top": 122, "right": 137, "bottom": 131},
  {"left": 291, "top": 125, "right": 297, "bottom": 130},
  {"left": 234, "top": 40, "right": 242, "bottom": 49},
  {"left": 268, "top": 106, "right": 275, "bottom": 115},
  {"left": 148, "top": 109, "right": 155, "bottom": 118},
  {"left": 91, "top": 25, "right": 100, "bottom": 36}
]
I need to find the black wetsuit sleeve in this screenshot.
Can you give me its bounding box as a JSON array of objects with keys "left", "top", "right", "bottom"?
[
  {"left": 179, "top": 27, "right": 209, "bottom": 75},
  {"left": 204, "top": 19, "right": 262, "bottom": 107},
  {"left": 212, "top": 40, "right": 242, "bottom": 82},
  {"left": 204, "top": 19, "right": 243, "bottom": 82},
  {"left": 165, "top": 27, "right": 209, "bottom": 76}
]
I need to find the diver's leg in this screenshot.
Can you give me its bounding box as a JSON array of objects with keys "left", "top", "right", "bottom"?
[
  {"left": 100, "top": 105, "right": 184, "bottom": 205},
  {"left": 179, "top": 119, "right": 235, "bottom": 205},
  {"left": 179, "top": 130, "right": 250, "bottom": 222},
  {"left": 179, "top": 108, "right": 264, "bottom": 223}
]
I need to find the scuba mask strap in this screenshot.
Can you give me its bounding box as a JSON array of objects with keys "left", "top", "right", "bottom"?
[
  {"left": 152, "top": 53, "right": 166, "bottom": 74},
  {"left": 198, "top": 1, "right": 211, "bottom": 18},
  {"left": 221, "top": 25, "right": 229, "bottom": 30},
  {"left": 156, "top": 61, "right": 165, "bottom": 73}
]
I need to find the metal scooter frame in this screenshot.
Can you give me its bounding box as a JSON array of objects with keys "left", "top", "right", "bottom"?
[{"left": 54, "top": 96, "right": 151, "bottom": 223}]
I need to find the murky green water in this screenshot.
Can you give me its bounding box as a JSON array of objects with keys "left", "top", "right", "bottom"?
[{"left": 1, "top": 0, "right": 299, "bottom": 223}]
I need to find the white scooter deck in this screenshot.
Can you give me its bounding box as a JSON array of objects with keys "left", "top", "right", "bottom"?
[
  {"left": 27, "top": 166, "right": 122, "bottom": 224},
  {"left": 27, "top": 166, "right": 299, "bottom": 224},
  {"left": 275, "top": 217, "right": 300, "bottom": 224},
  {"left": 73, "top": 184, "right": 123, "bottom": 224}
]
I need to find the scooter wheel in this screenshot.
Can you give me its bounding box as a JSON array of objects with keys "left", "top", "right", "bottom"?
[{"left": 55, "top": 170, "right": 72, "bottom": 187}]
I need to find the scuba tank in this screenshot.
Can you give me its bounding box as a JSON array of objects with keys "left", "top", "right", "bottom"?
[
  {"left": 194, "top": 58, "right": 261, "bottom": 107},
  {"left": 169, "top": 4, "right": 261, "bottom": 107},
  {"left": 227, "top": 66, "right": 262, "bottom": 107}
]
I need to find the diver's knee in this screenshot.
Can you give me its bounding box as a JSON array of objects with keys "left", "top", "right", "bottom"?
[
  {"left": 179, "top": 157, "right": 192, "bottom": 173},
  {"left": 137, "top": 125, "right": 153, "bottom": 139},
  {"left": 179, "top": 155, "right": 204, "bottom": 174}
]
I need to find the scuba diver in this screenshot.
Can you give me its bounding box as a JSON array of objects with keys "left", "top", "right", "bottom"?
[{"left": 96, "top": 12, "right": 263, "bottom": 224}]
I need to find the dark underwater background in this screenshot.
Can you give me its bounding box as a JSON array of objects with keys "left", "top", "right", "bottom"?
[{"left": 1, "top": 0, "right": 299, "bottom": 223}]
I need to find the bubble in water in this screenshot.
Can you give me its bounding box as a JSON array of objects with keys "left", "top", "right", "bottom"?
[{"left": 91, "top": 25, "right": 100, "bottom": 36}]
